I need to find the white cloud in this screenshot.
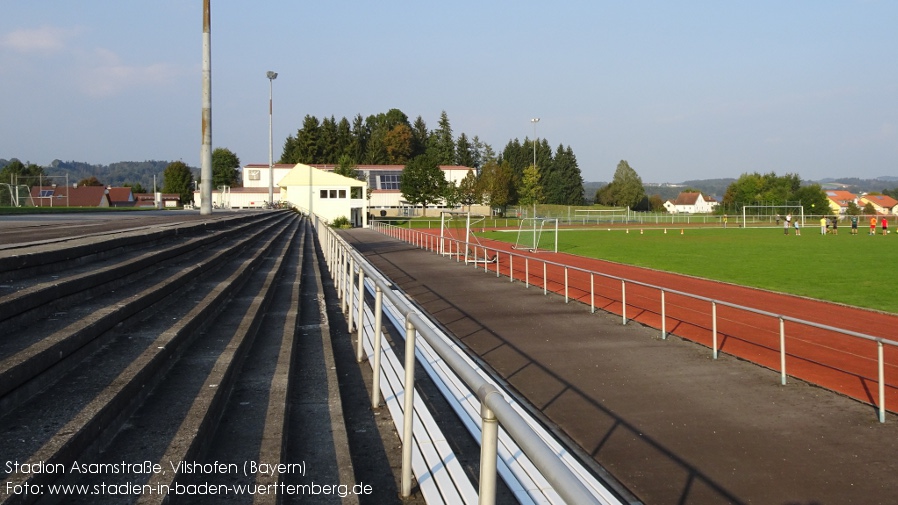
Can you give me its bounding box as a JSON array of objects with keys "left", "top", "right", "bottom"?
[
  {"left": 75, "top": 47, "right": 184, "bottom": 97},
  {"left": 1, "top": 25, "right": 81, "bottom": 53}
]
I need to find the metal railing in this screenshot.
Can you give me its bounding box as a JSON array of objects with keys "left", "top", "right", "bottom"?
[
  {"left": 372, "top": 221, "right": 898, "bottom": 423},
  {"left": 315, "top": 217, "right": 617, "bottom": 505}
]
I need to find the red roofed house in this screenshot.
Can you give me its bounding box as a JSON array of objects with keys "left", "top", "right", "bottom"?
[
  {"left": 859, "top": 194, "right": 898, "bottom": 215},
  {"left": 663, "top": 192, "right": 718, "bottom": 214},
  {"left": 107, "top": 187, "right": 135, "bottom": 207},
  {"left": 30, "top": 185, "right": 110, "bottom": 208},
  {"left": 825, "top": 190, "right": 858, "bottom": 215}
]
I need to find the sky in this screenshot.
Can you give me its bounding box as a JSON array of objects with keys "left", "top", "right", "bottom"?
[{"left": 1, "top": 1, "right": 896, "bottom": 184}]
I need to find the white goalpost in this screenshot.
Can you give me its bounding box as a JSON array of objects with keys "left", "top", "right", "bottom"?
[
  {"left": 439, "top": 211, "right": 496, "bottom": 264},
  {"left": 512, "top": 217, "right": 559, "bottom": 253},
  {"left": 573, "top": 207, "right": 630, "bottom": 224},
  {"left": 741, "top": 205, "right": 805, "bottom": 228}
]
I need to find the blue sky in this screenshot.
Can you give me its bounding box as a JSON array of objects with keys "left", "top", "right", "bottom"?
[{"left": 1, "top": 1, "right": 896, "bottom": 183}]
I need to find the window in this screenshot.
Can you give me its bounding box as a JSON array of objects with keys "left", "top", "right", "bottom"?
[
  {"left": 319, "top": 189, "right": 347, "bottom": 199},
  {"left": 39, "top": 190, "right": 54, "bottom": 197},
  {"left": 377, "top": 171, "right": 402, "bottom": 190},
  {"left": 350, "top": 187, "right": 362, "bottom": 199},
  {"left": 248, "top": 169, "right": 261, "bottom": 181}
]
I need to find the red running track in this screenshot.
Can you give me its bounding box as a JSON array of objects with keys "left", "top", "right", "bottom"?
[{"left": 385, "top": 225, "right": 898, "bottom": 415}]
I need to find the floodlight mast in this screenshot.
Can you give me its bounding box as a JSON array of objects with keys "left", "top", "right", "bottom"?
[
  {"left": 267, "top": 71, "right": 278, "bottom": 207},
  {"left": 200, "top": 0, "right": 213, "bottom": 215}
]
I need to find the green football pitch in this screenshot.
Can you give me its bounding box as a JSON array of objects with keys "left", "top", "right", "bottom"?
[{"left": 480, "top": 225, "right": 898, "bottom": 314}]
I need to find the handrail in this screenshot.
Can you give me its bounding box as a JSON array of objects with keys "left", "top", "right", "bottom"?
[
  {"left": 373, "top": 221, "right": 898, "bottom": 423},
  {"left": 317, "top": 219, "right": 615, "bottom": 504}
]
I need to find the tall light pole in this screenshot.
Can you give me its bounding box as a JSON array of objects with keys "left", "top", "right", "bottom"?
[
  {"left": 530, "top": 118, "right": 540, "bottom": 169},
  {"left": 267, "top": 71, "right": 278, "bottom": 207},
  {"left": 200, "top": 0, "right": 213, "bottom": 215}
]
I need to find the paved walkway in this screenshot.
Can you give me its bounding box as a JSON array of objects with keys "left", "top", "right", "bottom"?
[{"left": 342, "top": 228, "right": 898, "bottom": 505}]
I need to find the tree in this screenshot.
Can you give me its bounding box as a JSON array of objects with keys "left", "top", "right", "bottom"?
[
  {"left": 0, "top": 159, "right": 45, "bottom": 186},
  {"left": 384, "top": 124, "right": 413, "bottom": 164},
  {"left": 163, "top": 161, "right": 194, "bottom": 205},
  {"left": 428, "top": 110, "right": 455, "bottom": 165},
  {"left": 335, "top": 153, "right": 359, "bottom": 180},
  {"left": 211, "top": 147, "right": 240, "bottom": 188},
  {"left": 77, "top": 176, "right": 104, "bottom": 186},
  {"left": 456, "top": 133, "right": 475, "bottom": 167},
  {"left": 722, "top": 172, "right": 814, "bottom": 212},
  {"left": 545, "top": 144, "right": 584, "bottom": 205},
  {"left": 518, "top": 164, "right": 544, "bottom": 206},
  {"left": 400, "top": 154, "right": 446, "bottom": 217},
  {"left": 609, "top": 160, "right": 645, "bottom": 208},
  {"left": 124, "top": 182, "right": 146, "bottom": 194},
  {"left": 478, "top": 159, "right": 512, "bottom": 213},
  {"left": 457, "top": 169, "right": 480, "bottom": 210},
  {"left": 793, "top": 183, "right": 829, "bottom": 215}
]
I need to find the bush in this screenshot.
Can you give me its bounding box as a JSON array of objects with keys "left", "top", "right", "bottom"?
[{"left": 331, "top": 216, "right": 351, "bottom": 228}]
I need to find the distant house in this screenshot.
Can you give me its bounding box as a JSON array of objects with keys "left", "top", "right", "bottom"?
[
  {"left": 859, "top": 194, "right": 898, "bottom": 215},
  {"left": 663, "top": 192, "right": 718, "bottom": 214},
  {"left": 825, "top": 190, "right": 857, "bottom": 214},
  {"left": 30, "top": 185, "right": 110, "bottom": 208},
  {"left": 133, "top": 193, "right": 181, "bottom": 208},
  {"left": 107, "top": 187, "right": 135, "bottom": 207}
]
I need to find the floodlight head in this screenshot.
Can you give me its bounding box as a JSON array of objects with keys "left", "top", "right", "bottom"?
[
  {"left": 267, "top": 71, "right": 278, "bottom": 80},
  {"left": 531, "top": 118, "right": 540, "bottom": 123}
]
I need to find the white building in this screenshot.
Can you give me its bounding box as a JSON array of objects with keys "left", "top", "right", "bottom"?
[
  {"left": 663, "top": 192, "right": 719, "bottom": 214},
  {"left": 240, "top": 163, "right": 479, "bottom": 217},
  {"left": 279, "top": 164, "right": 368, "bottom": 227}
]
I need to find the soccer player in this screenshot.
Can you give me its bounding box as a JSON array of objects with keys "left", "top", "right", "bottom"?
[
  {"left": 883, "top": 217, "right": 889, "bottom": 236},
  {"left": 850, "top": 215, "right": 858, "bottom": 235},
  {"left": 870, "top": 217, "right": 877, "bottom": 235}
]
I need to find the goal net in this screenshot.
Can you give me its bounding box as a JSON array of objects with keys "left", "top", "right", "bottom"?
[
  {"left": 741, "top": 205, "right": 805, "bottom": 228},
  {"left": 512, "top": 218, "right": 559, "bottom": 253},
  {"left": 439, "top": 211, "right": 496, "bottom": 264},
  {"left": 574, "top": 207, "right": 630, "bottom": 224}
]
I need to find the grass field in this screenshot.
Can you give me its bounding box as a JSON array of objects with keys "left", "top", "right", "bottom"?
[{"left": 479, "top": 225, "right": 898, "bottom": 314}]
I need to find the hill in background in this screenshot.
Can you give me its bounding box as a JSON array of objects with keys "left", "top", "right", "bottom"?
[{"left": 2, "top": 157, "right": 895, "bottom": 200}]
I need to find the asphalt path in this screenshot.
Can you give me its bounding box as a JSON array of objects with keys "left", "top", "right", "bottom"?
[{"left": 343, "top": 227, "right": 898, "bottom": 505}]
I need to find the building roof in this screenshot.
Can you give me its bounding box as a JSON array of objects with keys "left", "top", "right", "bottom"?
[
  {"left": 107, "top": 187, "right": 134, "bottom": 205},
  {"left": 673, "top": 192, "right": 702, "bottom": 206},
  {"left": 860, "top": 194, "right": 898, "bottom": 210},
  {"left": 278, "top": 164, "right": 366, "bottom": 188},
  {"left": 30, "top": 185, "right": 109, "bottom": 207},
  {"left": 825, "top": 190, "right": 857, "bottom": 209}
]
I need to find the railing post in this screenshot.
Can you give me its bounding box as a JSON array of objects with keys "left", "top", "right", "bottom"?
[
  {"left": 543, "top": 262, "right": 547, "bottom": 295},
  {"left": 712, "top": 301, "right": 718, "bottom": 359},
  {"left": 510, "top": 255, "right": 514, "bottom": 283},
  {"left": 525, "top": 258, "right": 530, "bottom": 289},
  {"left": 355, "top": 267, "right": 366, "bottom": 362},
  {"left": 495, "top": 253, "right": 500, "bottom": 278},
  {"left": 371, "top": 285, "right": 384, "bottom": 408},
  {"left": 779, "top": 317, "right": 787, "bottom": 385},
  {"left": 621, "top": 280, "right": 627, "bottom": 325},
  {"left": 400, "top": 316, "right": 417, "bottom": 497},
  {"left": 661, "top": 289, "right": 666, "bottom": 339},
  {"left": 590, "top": 273, "right": 595, "bottom": 314},
  {"left": 478, "top": 385, "right": 500, "bottom": 505},
  {"left": 878, "top": 340, "right": 886, "bottom": 423},
  {"left": 564, "top": 267, "right": 569, "bottom": 303}
]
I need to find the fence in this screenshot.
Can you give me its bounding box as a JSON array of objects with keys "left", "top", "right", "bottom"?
[
  {"left": 315, "top": 216, "right": 625, "bottom": 504},
  {"left": 371, "top": 221, "right": 898, "bottom": 424}
]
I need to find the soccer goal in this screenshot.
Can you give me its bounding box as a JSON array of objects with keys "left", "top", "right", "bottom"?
[
  {"left": 512, "top": 217, "right": 559, "bottom": 253},
  {"left": 741, "top": 205, "right": 805, "bottom": 228},
  {"left": 439, "top": 211, "right": 496, "bottom": 264},
  {"left": 574, "top": 207, "right": 630, "bottom": 225}
]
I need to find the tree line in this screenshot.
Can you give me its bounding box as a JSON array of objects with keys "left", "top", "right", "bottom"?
[
  {"left": 278, "top": 108, "right": 585, "bottom": 213},
  {"left": 0, "top": 149, "right": 242, "bottom": 206}
]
